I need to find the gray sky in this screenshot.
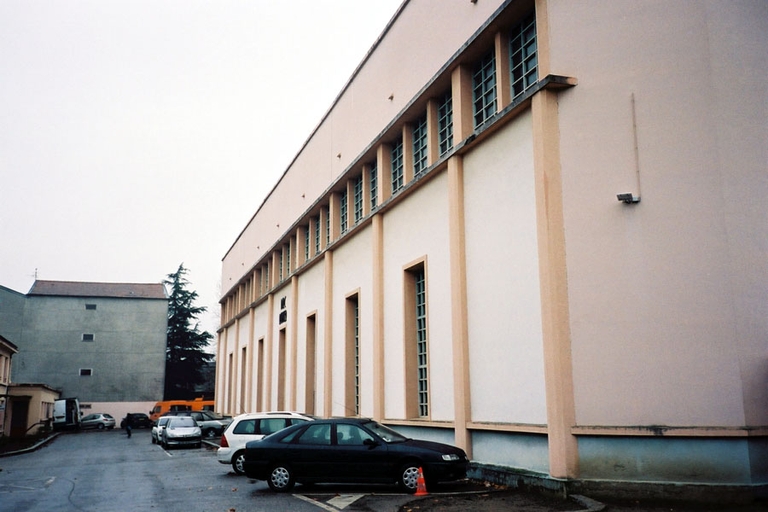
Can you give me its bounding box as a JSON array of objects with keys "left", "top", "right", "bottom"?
[{"left": 0, "top": 0, "right": 403, "bottom": 336}]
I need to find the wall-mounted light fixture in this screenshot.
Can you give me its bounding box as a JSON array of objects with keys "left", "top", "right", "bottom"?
[{"left": 617, "top": 193, "right": 640, "bottom": 204}]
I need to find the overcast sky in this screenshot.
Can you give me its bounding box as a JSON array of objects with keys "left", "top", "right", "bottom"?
[{"left": 0, "top": 0, "right": 403, "bottom": 336}]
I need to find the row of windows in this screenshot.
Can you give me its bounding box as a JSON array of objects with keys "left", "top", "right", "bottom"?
[{"left": 221, "top": 12, "right": 538, "bottom": 325}]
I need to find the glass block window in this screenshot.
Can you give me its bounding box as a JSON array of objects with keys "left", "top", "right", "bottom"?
[
  {"left": 437, "top": 91, "right": 453, "bottom": 156},
  {"left": 325, "top": 206, "right": 330, "bottom": 245},
  {"left": 285, "top": 244, "right": 291, "bottom": 274},
  {"left": 314, "top": 215, "right": 321, "bottom": 254},
  {"left": 414, "top": 268, "right": 428, "bottom": 417},
  {"left": 391, "top": 141, "right": 404, "bottom": 193},
  {"left": 353, "top": 176, "right": 363, "bottom": 224},
  {"left": 340, "top": 190, "right": 348, "bottom": 234},
  {"left": 279, "top": 249, "right": 283, "bottom": 281},
  {"left": 510, "top": 12, "right": 538, "bottom": 100},
  {"left": 304, "top": 226, "right": 310, "bottom": 261},
  {"left": 369, "top": 162, "right": 378, "bottom": 209},
  {"left": 412, "top": 115, "right": 428, "bottom": 177},
  {"left": 353, "top": 300, "right": 360, "bottom": 415},
  {"left": 472, "top": 50, "right": 497, "bottom": 128}
]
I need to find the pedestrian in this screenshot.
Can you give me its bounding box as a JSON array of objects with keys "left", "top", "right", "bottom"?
[{"left": 125, "top": 415, "right": 132, "bottom": 438}]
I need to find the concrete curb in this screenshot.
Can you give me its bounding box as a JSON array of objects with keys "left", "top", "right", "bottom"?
[{"left": 0, "top": 432, "right": 61, "bottom": 458}]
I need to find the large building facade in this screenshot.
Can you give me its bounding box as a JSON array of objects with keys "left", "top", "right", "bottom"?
[
  {"left": 1, "top": 281, "right": 168, "bottom": 420},
  {"left": 216, "top": 0, "right": 767, "bottom": 499}
]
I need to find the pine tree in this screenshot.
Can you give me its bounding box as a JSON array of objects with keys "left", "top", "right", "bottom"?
[{"left": 164, "top": 263, "right": 214, "bottom": 400}]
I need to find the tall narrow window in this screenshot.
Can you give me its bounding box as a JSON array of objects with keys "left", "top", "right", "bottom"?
[
  {"left": 285, "top": 244, "right": 291, "bottom": 276},
  {"left": 304, "top": 226, "right": 310, "bottom": 261},
  {"left": 340, "top": 190, "right": 348, "bottom": 234},
  {"left": 404, "top": 261, "right": 429, "bottom": 418},
  {"left": 391, "top": 141, "right": 404, "bottom": 193},
  {"left": 314, "top": 215, "right": 321, "bottom": 254},
  {"left": 277, "top": 329, "right": 286, "bottom": 410},
  {"left": 324, "top": 206, "right": 330, "bottom": 245},
  {"left": 353, "top": 176, "right": 363, "bottom": 224},
  {"left": 414, "top": 269, "right": 428, "bottom": 417},
  {"left": 510, "top": 12, "right": 538, "bottom": 100},
  {"left": 279, "top": 249, "right": 284, "bottom": 281},
  {"left": 473, "top": 50, "right": 497, "bottom": 128},
  {"left": 305, "top": 314, "right": 317, "bottom": 415},
  {"left": 437, "top": 91, "right": 453, "bottom": 156},
  {"left": 369, "top": 162, "right": 378, "bottom": 209},
  {"left": 412, "top": 115, "right": 428, "bottom": 177},
  {"left": 345, "top": 294, "right": 360, "bottom": 416},
  {"left": 256, "top": 338, "right": 264, "bottom": 412}
]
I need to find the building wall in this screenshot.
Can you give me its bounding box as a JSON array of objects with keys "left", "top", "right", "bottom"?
[
  {"left": 0, "top": 286, "right": 26, "bottom": 345},
  {"left": 216, "top": 0, "right": 767, "bottom": 493},
  {"left": 15, "top": 295, "right": 167, "bottom": 403}
]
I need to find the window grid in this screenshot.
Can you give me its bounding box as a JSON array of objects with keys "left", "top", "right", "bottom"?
[
  {"left": 412, "top": 116, "right": 428, "bottom": 177},
  {"left": 285, "top": 244, "right": 291, "bottom": 275},
  {"left": 391, "top": 141, "right": 404, "bottom": 193},
  {"left": 314, "top": 215, "right": 321, "bottom": 254},
  {"left": 437, "top": 92, "right": 453, "bottom": 156},
  {"left": 415, "top": 269, "right": 428, "bottom": 417},
  {"left": 472, "top": 50, "right": 497, "bottom": 128},
  {"left": 510, "top": 12, "right": 538, "bottom": 100},
  {"left": 353, "top": 300, "right": 360, "bottom": 416},
  {"left": 279, "top": 250, "right": 283, "bottom": 281},
  {"left": 325, "top": 206, "right": 330, "bottom": 245},
  {"left": 369, "top": 162, "right": 378, "bottom": 209},
  {"left": 340, "top": 191, "right": 348, "bottom": 234},
  {"left": 353, "top": 176, "right": 363, "bottom": 224},
  {"left": 304, "top": 227, "right": 310, "bottom": 261}
]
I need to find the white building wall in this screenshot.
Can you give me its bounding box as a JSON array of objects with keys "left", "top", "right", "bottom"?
[
  {"left": 464, "top": 112, "right": 548, "bottom": 425},
  {"left": 296, "top": 261, "right": 326, "bottom": 414},
  {"left": 382, "top": 172, "right": 454, "bottom": 421}
]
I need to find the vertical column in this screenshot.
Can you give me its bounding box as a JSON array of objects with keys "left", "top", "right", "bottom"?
[
  {"left": 402, "top": 124, "right": 415, "bottom": 185},
  {"left": 372, "top": 214, "right": 385, "bottom": 421},
  {"left": 323, "top": 251, "right": 334, "bottom": 417},
  {"left": 426, "top": 98, "right": 440, "bottom": 166},
  {"left": 377, "top": 144, "right": 392, "bottom": 205},
  {"left": 290, "top": 276, "right": 299, "bottom": 410},
  {"left": 265, "top": 293, "right": 275, "bottom": 410},
  {"left": 246, "top": 309, "right": 255, "bottom": 412},
  {"left": 452, "top": 65, "right": 474, "bottom": 143},
  {"left": 448, "top": 155, "right": 472, "bottom": 456},
  {"left": 495, "top": 31, "right": 511, "bottom": 110}
]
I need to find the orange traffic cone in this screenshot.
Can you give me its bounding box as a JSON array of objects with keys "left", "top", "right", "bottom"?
[{"left": 415, "top": 467, "right": 428, "bottom": 496}]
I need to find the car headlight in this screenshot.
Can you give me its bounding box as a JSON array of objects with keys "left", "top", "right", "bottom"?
[{"left": 442, "top": 454, "right": 461, "bottom": 461}]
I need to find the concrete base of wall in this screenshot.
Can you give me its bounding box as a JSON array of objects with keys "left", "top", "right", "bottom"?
[{"left": 469, "top": 462, "right": 768, "bottom": 506}]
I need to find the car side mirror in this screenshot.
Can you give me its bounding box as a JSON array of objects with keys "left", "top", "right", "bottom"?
[{"left": 363, "top": 438, "right": 379, "bottom": 449}]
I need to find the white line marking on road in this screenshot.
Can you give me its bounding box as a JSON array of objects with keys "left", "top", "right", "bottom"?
[
  {"left": 328, "top": 494, "right": 364, "bottom": 509},
  {"left": 293, "top": 493, "right": 339, "bottom": 511}
]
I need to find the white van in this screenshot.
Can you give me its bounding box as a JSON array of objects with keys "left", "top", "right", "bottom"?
[{"left": 53, "top": 398, "right": 82, "bottom": 430}]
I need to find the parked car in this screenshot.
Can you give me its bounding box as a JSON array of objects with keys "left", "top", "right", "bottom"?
[
  {"left": 80, "top": 413, "right": 116, "bottom": 430},
  {"left": 151, "top": 416, "right": 171, "bottom": 444},
  {"left": 243, "top": 417, "right": 468, "bottom": 492},
  {"left": 160, "top": 416, "right": 202, "bottom": 449},
  {"left": 120, "top": 413, "right": 152, "bottom": 429},
  {"left": 160, "top": 410, "right": 231, "bottom": 438},
  {"left": 217, "top": 411, "right": 314, "bottom": 475}
]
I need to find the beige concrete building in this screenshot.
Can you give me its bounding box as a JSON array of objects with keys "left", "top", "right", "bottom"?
[{"left": 216, "top": 0, "right": 767, "bottom": 499}]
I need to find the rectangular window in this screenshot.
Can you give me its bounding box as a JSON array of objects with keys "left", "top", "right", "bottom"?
[
  {"left": 369, "top": 162, "right": 378, "bottom": 209},
  {"left": 285, "top": 244, "right": 291, "bottom": 276},
  {"left": 304, "top": 226, "right": 310, "bottom": 261},
  {"left": 412, "top": 115, "right": 428, "bottom": 177},
  {"left": 404, "top": 261, "right": 429, "bottom": 419},
  {"left": 353, "top": 176, "right": 363, "bottom": 224},
  {"left": 437, "top": 91, "right": 453, "bottom": 156},
  {"left": 82, "top": 334, "right": 94, "bottom": 342},
  {"left": 279, "top": 249, "right": 284, "bottom": 281},
  {"left": 80, "top": 368, "right": 92, "bottom": 376},
  {"left": 305, "top": 314, "right": 317, "bottom": 416},
  {"left": 510, "top": 12, "right": 538, "bottom": 100},
  {"left": 85, "top": 304, "right": 97, "bottom": 310},
  {"left": 325, "top": 206, "right": 330, "bottom": 245},
  {"left": 340, "top": 190, "right": 348, "bottom": 234},
  {"left": 473, "top": 49, "right": 497, "bottom": 128},
  {"left": 391, "top": 141, "right": 404, "bottom": 193},
  {"left": 314, "top": 215, "right": 321, "bottom": 254},
  {"left": 414, "top": 268, "right": 428, "bottom": 417},
  {"left": 345, "top": 294, "right": 360, "bottom": 416}
]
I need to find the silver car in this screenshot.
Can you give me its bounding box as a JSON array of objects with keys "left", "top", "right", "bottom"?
[
  {"left": 80, "top": 413, "right": 116, "bottom": 430},
  {"left": 161, "top": 416, "right": 202, "bottom": 449}
]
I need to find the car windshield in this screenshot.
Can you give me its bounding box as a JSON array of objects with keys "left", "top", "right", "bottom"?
[
  {"left": 362, "top": 421, "right": 408, "bottom": 443},
  {"left": 170, "top": 418, "right": 196, "bottom": 428}
]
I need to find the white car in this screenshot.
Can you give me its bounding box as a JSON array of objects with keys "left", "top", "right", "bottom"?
[
  {"left": 217, "top": 412, "right": 314, "bottom": 474},
  {"left": 161, "top": 416, "right": 202, "bottom": 449},
  {"left": 151, "top": 416, "right": 171, "bottom": 444}
]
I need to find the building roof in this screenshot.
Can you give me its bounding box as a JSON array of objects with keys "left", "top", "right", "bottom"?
[
  {"left": 0, "top": 334, "right": 19, "bottom": 353},
  {"left": 27, "top": 280, "right": 167, "bottom": 300}
]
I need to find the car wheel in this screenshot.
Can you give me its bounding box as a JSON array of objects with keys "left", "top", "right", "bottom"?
[
  {"left": 232, "top": 451, "right": 247, "bottom": 475},
  {"left": 97, "top": 424, "right": 105, "bottom": 430},
  {"left": 398, "top": 463, "right": 421, "bottom": 493},
  {"left": 267, "top": 463, "right": 295, "bottom": 492}
]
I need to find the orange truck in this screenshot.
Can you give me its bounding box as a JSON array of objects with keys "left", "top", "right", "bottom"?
[{"left": 149, "top": 397, "right": 214, "bottom": 423}]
